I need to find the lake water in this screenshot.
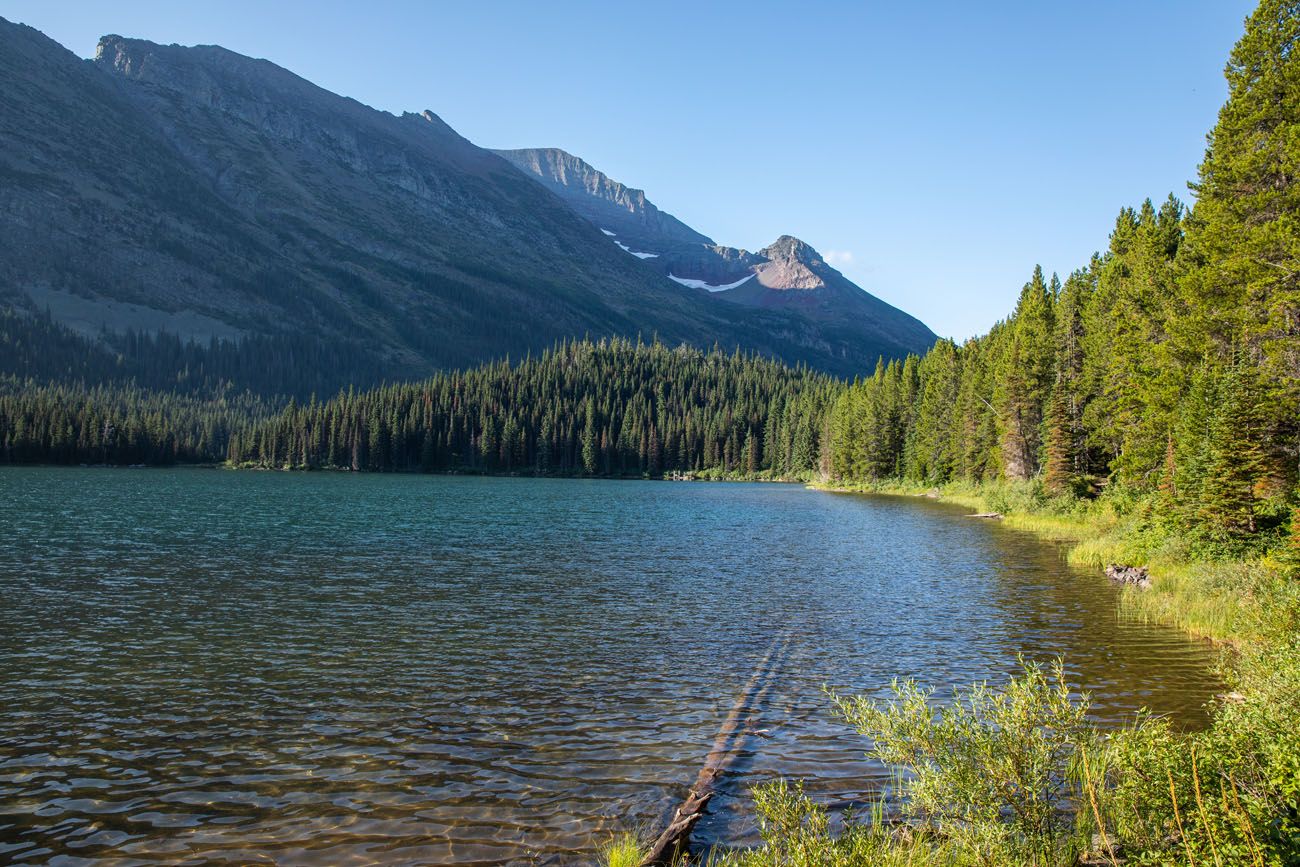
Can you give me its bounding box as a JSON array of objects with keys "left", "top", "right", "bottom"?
[{"left": 0, "top": 468, "right": 1221, "bottom": 865}]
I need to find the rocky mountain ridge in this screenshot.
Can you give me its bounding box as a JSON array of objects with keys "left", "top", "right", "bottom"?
[
  {"left": 497, "top": 148, "right": 936, "bottom": 352},
  {"left": 491, "top": 148, "right": 713, "bottom": 250},
  {"left": 0, "top": 18, "right": 937, "bottom": 393}
]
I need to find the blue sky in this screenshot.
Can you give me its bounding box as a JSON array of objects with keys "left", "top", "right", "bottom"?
[{"left": 7, "top": 1, "right": 1255, "bottom": 340}]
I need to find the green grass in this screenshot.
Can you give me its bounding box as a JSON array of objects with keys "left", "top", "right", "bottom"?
[{"left": 601, "top": 833, "right": 647, "bottom": 867}]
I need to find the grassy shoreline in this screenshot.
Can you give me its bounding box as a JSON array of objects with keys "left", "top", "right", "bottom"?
[{"left": 809, "top": 478, "right": 1290, "bottom": 649}]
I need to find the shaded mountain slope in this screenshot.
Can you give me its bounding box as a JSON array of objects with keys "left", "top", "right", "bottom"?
[
  {"left": 0, "top": 19, "right": 935, "bottom": 392},
  {"left": 492, "top": 147, "right": 713, "bottom": 250}
]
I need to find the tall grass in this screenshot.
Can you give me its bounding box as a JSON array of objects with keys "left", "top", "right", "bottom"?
[{"left": 601, "top": 832, "right": 648, "bottom": 867}]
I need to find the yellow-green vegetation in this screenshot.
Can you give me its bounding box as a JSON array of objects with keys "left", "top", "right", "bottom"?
[
  {"left": 602, "top": 832, "right": 648, "bottom": 867},
  {"left": 830, "top": 660, "right": 1092, "bottom": 865}
]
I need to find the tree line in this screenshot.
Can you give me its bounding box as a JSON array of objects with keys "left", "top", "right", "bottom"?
[
  {"left": 1, "top": 339, "right": 834, "bottom": 478},
  {"left": 3, "top": 0, "right": 1298, "bottom": 554},
  {"left": 0, "top": 378, "right": 268, "bottom": 466},
  {"left": 231, "top": 338, "right": 833, "bottom": 477},
  {"left": 823, "top": 4, "right": 1299, "bottom": 549}
]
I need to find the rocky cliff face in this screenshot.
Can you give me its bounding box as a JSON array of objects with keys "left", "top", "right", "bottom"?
[
  {"left": 754, "top": 236, "right": 831, "bottom": 290},
  {"left": 0, "top": 17, "right": 935, "bottom": 389},
  {"left": 496, "top": 150, "right": 937, "bottom": 357},
  {"left": 492, "top": 148, "right": 713, "bottom": 250}
]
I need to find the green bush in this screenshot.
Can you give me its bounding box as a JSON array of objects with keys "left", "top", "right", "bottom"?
[
  {"left": 715, "top": 779, "right": 965, "bottom": 867},
  {"left": 830, "top": 659, "right": 1092, "bottom": 866},
  {"left": 601, "top": 833, "right": 646, "bottom": 867}
]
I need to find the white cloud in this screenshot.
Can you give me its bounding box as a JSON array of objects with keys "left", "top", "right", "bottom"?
[{"left": 823, "top": 250, "right": 854, "bottom": 267}]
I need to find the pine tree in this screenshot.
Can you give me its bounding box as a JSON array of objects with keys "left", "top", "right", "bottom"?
[
  {"left": 581, "top": 400, "right": 598, "bottom": 475},
  {"left": 1198, "top": 364, "right": 1267, "bottom": 542},
  {"left": 1158, "top": 431, "right": 1177, "bottom": 505},
  {"left": 995, "top": 266, "right": 1056, "bottom": 480},
  {"left": 1179, "top": 0, "right": 1300, "bottom": 478},
  {"left": 1054, "top": 268, "right": 1094, "bottom": 475},
  {"left": 1042, "top": 374, "right": 1072, "bottom": 496}
]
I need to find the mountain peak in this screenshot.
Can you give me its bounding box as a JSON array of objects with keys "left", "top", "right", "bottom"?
[
  {"left": 94, "top": 34, "right": 136, "bottom": 73},
  {"left": 91, "top": 33, "right": 341, "bottom": 113},
  {"left": 94, "top": 33, "right": 231, "bottom": 75},
  {"left": 761, "top": 235, "right": 820, "bottom": 263},
  {"left": 407, "top": 108, "right": 459, "bottom": 138},
  {"left": 754, "top": 236, "right": 831, "bottom": 290}
]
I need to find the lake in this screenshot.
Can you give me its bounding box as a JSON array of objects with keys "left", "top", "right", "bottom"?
[{"left": 0, "top": 468, "right": 1221, "bottom": 864}]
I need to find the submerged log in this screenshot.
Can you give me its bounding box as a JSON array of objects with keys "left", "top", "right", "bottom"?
[
  {"left": 639, "top": 770, "right": 720, "bottom": 866},
  {"left": 639, "top": 634, "right": 789, "bottom": 866}
]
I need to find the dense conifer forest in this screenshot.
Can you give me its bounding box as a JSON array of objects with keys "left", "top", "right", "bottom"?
[
  {"left": 0, "top": 377, "right": 268, "bottom": 466},
  {"left": 0, "top": 339, "right": 834, "bottom": 478},
  {"left": 233, "top": 339, "right": 833, "bottom": 476},
  {"left": 817, "top": 0, "right": 1298, "bottom": 553}
]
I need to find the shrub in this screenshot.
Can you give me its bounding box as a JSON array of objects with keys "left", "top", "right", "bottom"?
[
  {"left": 830, "top": 659, "right": 1093, "bottom": 865},
  {"left": 717, "top": 778, "right": 964, "bottom": 867}
]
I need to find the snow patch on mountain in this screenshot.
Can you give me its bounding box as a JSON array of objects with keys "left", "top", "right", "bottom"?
[
  {"left": 614, "top": 239, "right": 659, "bottom": 259},
  {"left": 668, "top": 273, "right": 756, "bottom": 292}
]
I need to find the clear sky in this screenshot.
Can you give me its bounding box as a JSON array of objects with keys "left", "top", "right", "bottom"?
[{"left": 6, "top": 1, "right": 1256, "bottom": 340}]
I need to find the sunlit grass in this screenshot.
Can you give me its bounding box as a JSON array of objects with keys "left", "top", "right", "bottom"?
[
  {"left": 819, "top": 477, "right": 1281, "bottom": 649},
  {"left": 601, "top": 832, "right": 647, "bottom": 867}
]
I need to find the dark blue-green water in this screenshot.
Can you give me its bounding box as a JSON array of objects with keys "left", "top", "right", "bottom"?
[{"left": 0, "top": 468, "right": 1220, "bottom": 864}]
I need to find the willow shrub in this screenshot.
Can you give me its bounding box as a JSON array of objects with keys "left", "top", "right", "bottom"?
[
  {"left": 716, "top": 779, "right": 966, "bottom": 867},
  {"left": 830, "top": 659, "right": 1092, "bottom": 866},
  {"left": 693, "top": 639, "right": 1300, "bottom": 867}
]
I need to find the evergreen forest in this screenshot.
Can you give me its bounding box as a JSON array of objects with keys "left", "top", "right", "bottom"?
[{"left": 2, "top": 2, "right": 1300, "bottom": 864}]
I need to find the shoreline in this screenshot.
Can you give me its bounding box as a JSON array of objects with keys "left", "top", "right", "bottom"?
[
  {"left": 0, "top": 461, "right": 815, "bottom": 484},
  {"left": 808, "top": 478, "right": 1263, "bottom": 651}
]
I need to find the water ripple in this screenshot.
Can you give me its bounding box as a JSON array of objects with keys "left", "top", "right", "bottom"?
[{"left": 0, "top": 469, "right": 1221, "bottom": 864}]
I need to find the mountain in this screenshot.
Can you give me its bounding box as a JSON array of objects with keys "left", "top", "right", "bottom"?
[
  {"left": 493, "top": 147, "right": 936, "bottom": 359},
  {"left": 490, "top": 148, "right": 713, "bottom": 250},
  {"left": 0, "top": 19, "right": 936, "bottom": 395}
]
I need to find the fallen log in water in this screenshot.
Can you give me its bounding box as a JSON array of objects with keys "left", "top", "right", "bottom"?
[
  {"left": 639, "top": 633, "right": 790, "bottom": 866},
  {"left": 965, "top": 512, "right": 1003, "bottom": 519}
]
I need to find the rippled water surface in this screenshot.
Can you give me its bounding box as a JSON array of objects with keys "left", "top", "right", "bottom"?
[{"left": 0, "top": 468, "right": 1221, "bottom": 864}]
